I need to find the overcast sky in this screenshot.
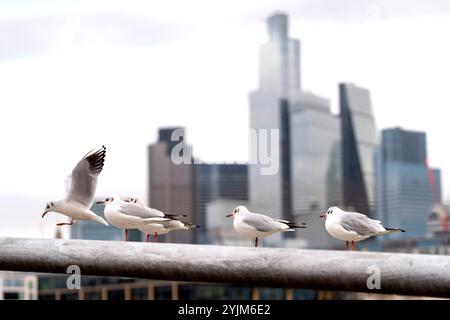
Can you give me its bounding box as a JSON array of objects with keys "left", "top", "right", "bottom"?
[{"left": 1, "top": 0, "right": 450, "bottom": 237}]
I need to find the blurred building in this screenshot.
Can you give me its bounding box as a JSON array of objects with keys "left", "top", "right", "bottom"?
[
  {"left": 374, "top": 127, "right": 441, "bottom": 239},
  {"left": 249, "top": 12, "right": 304, "bottom": 247},
  {"left": 249, "top": 12, "right": 343, "bottom": 247},
  {"left": 0, "top": 272, "right": 38, "bottom": 300},
  {"left": 195, "top": 163, "right": 248, "bottom": 244},
  {"left": 148, "top": 127, "right": 197, "bottom": 244},
  {"left": 71, "top": 201, "right": 122, "bottom": 241},
  {"left": 339, "top": 82, "right": 377, "bottom": 216},
  {"left": 206, "top": 199, "right": 251, "bottom": 246},
  {"left": 288, "top": 92, "right": 342, "bottom": 248},
  {"left": 427, "top": 204, "right": 450, "bottom": 239}
]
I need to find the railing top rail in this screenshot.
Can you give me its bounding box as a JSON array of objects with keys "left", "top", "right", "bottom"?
[{"left": 1, "top": 237, "right": 449, "bottom": 298}]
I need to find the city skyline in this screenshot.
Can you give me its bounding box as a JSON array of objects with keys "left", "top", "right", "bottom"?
[{"left": 1, "top": 1, "right": 450, "bottom": 238}]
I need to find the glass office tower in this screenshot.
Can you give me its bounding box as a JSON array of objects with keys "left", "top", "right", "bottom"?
[
  {"left": 375, "top": 127, "right": 441, "bottom": 239},
  {"left": 288, "top": 91, "right": 342, "bottom": 248},
  {"left": 195, "top": 163, "right": 248, "bottom": 244},
  {"left": 339, "top": 83, "right": 377, "bottom": 216},
  {"left": 249, "top": 13, "right": 301, "bottom": 242}
]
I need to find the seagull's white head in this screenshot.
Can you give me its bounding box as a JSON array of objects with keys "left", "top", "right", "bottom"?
[
  {"left": 41, "top": 201, "right": 59, "bottom": 218},
  {"left": 96, "top": 196, "right": 119, "bottom": 206},
  {"left": 320, "top": 206, "right": 342, "bottom": 219},
  {"left": 226, "top": 205, "right": 249, "bottom": 218}
]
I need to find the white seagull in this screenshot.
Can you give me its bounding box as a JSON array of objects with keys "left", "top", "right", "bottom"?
[
  {"left": 320, "top": 206, "right": 405, "bottom": 251},
  {"left": 42, "top": 146, "right": 108, "bottom": 227},
  {"left": 125, "top": 197, "right": 195, "bottom": 242},
  {"left": 96, "top": 196, "right": 184, "bottom": 241},
  {"left": 226, "top": 206, "right": 306, "bottom": 247}
]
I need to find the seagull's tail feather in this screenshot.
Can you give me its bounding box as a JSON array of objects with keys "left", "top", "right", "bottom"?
[
  {"left": 184, "top": 223, "right": 199, "bottom": 229},
  {"left": 374, "top": 227, "right": 405, "bottom": 236},
  {"left": 165, "top": 214, "right": 188, "bottom": 220},
  {"left": 92, "top": 215, "right": 108, "bottom": 226},
  {"left": 384, "top": 227, "right": 406, "bottom": 233},
  {"left": 286, "top": 222, "right": 307, "bottom": 229}
]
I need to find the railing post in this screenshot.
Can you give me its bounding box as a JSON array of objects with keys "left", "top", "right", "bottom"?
[
  {"left": 285, "top": 289, "right": 294, "bottom": 300},
  {"left": 251, "top": 288, "right": 260, "bottom": 300},
  {"left": 147, "top": 282, "right": 155, "bottom": 300},
  {"left": 101, "top": 288, "right": 108, "bottom": 300},
  {"left": 78, "top": 289, "right": 85, "bottom": 300},
  {"left": 171, "top": 282, "right": 179, "bottom": 300},
  {"left": 54, "top": 289, "right": 61, "bottom": 301}
]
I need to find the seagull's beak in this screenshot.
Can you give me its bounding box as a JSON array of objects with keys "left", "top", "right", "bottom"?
[
  {"left": 319, "top": 214, "right": 326, "bottom": 219},
  {"left": 226, "top": 213, "right": 234, "bottom": 218},
  {"left": 42, "top": 211, "right": 48, "bottom": 218},
  {"left": 96, "top": 201, "right": 105, "bottom": 205}
]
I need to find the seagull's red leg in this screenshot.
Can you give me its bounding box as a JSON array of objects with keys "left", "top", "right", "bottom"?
[
  {"left": 352, "top": 240, "right": 355, "bottom": 251},
  {"left": 154, "top": 232, "right": 158, "bottom": 242},
  {"left": 146, "top": 234, "right": 150, "bottom": 242},
  {"left": 346, "top": 241, "right": 349, "bottom": 251},
  {"left": 255, "top": 237, "right": 258, "bottom": 248},
  {"left": 125, "top": 229, "right": 128, "bottom": 241}
]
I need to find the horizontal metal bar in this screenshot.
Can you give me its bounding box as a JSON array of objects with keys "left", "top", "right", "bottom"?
[{"left": 0, "top": 237, "right": 449, "bottom": 297}]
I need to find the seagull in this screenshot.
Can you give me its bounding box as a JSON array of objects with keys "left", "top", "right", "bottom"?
[
  {"left": 41, "top": 146, "right": 108, "bottom": 227},
  {"left": 320, "top": 206, "right": 405, "bottom": 251},
  {"left": 226, "top": 206, "right": 306, "bottom": 247},
  {"left": 125, "top": 197, "right": 195, "bottom": 242},
  {"left": 96, "top": 196, "right": 183, "bottom": 241}
]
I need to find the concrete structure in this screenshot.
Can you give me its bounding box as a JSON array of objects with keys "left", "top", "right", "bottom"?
[{"left": 1, "top": 237, "right": 450, "bottom": 298}]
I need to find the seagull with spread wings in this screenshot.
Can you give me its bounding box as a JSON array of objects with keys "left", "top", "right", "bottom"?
[
  {"left": 226, "top": 206, "right": 306, "bottom": 247},
  {"left": 320, "top": 206, "right": 405, "bottom": 251},
  {"left": 41, "top": 146, "right": 108, "bottom": 227}
]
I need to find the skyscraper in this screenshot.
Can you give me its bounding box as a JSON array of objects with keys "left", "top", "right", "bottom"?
[
  {"left": 249, "top": 13, "right": 301, "bottom": 237},
  {"left": 148, "top": 127, "right": 197, "bottom": 244},
  {"left": 286, "top": 92, "right": 342, "bottom": 248},
  {"left": 249, "top": 13, "right": 342, "bottom": 248},
  {"left": 195, "top": 163, "right": 248, "bottom": 244},
  {"left": 375, "top": 127, "right": 441, "bottom": 239},
  {"left": 339, "top": 83, "right": 377, "bottom": 216}
]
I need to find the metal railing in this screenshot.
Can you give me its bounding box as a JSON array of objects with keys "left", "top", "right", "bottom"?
[{"left": 0, "top": 237, "right": 449, "bottom": 298}]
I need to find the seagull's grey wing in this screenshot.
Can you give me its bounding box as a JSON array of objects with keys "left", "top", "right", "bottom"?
[
  {"left": 119, "top": 202, "right": 165, "bottom": 219},
  {"left": 242, "top": 213, "right": 286, "bottom": 232},
  {"left": 66, "top": 146, "right": 106, "bottom": 208},
  {"left": 340, "top": 212, "right": 383, "bottom": 236}
]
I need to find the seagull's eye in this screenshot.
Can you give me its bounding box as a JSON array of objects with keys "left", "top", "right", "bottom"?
[
  {"left": 46, "top": 205, "right": 50, "bottom": 209},
  {"left": 106, "top": 198, "right": 109, "bottom": 201}
]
